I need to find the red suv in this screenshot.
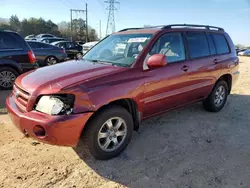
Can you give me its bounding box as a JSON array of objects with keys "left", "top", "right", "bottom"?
[{"left": 6, "top": 24, "right": 239, "bottom": 160}]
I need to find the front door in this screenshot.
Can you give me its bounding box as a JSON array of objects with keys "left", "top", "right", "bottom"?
[{"left": 142, "top": 32, "right": 193, "bottom": 118}]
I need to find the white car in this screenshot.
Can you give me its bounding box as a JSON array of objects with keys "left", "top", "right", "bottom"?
[
  {"left": 238, "top": 49, "right": 250, "bottom": 56},
  {"left": 82, "top": 41, "right": 99, "bottom": 54}
]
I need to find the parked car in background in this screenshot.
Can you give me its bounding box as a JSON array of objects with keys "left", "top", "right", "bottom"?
[
  {"left": 76, "top": 41, "right": 85, "bottom": 46},
  {"left": 238, "top": 49, "right": 250, "bottom": 56},
  {"left": 25, "top": 34, "right": 36, "bottom": 40},
  {"left": 6, "top": 24, "right": 239, "bottom": 160},
  {"left": 40, "top": 37, "right": 65, "bottom": 44},
  {"left": 0, "top": 31, "right": 37, "bottom": 90},
  {"left": 27, "top": 41, "right": 67, "bottom": 66},
  {"left": 35, "top": 34, "right": 56, "bottom": 41},
  {"left": 82, "top": 41, "right": 98, "bottom": 54},
  {"left": 51, "top": 41, "right": 83, "bottom": 59}
]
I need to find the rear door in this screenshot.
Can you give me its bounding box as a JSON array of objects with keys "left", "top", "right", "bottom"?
[
  {"left": 65, "top": 42, "right": 77, "bottom": 57},
  {"left": 184, "top": 31, "right": 220, "bottom": 101}
]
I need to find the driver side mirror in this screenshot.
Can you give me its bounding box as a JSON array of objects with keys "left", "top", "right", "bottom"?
[{"left": 146, "top": 54, "right": 167, "bottom": 69}]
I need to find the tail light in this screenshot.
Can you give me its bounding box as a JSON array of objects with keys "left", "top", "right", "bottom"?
[{"left": 28, "top": 51, "right": 36, "bottom": 63}]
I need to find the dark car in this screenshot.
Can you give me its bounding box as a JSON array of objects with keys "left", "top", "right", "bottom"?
[
  {"left": 40, "top": 37, "right": 65, "bottom": 44},
  {"left": 0, "top": 30, "right": 37, "bottom": 90},
  {"left": 27, "top": 41, "right": 68, "bottom": 66},
  {"left": 6, "top": 24, "right": 239, "bottom": 160},
  {"left": 51, "top": 41, "right": 83, "bottom": 59}
]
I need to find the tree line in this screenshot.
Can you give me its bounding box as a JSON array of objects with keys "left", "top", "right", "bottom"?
[{"left": 0, "top": 15, "right": 98, "bottom": 42}]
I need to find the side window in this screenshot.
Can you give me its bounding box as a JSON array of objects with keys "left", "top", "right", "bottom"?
[
  {"left": 212, "top": 33, "right": 230, "bottom": 54},
  {"left": 66, "top": 42, "right": 75, "bottom": 48},
  {"left": 149, "top": 32, "right": 185, "bottom": 63},
  {"left": 40, "top": 43, "right": 51, "bottom": 49},
  {"left": 206, "top": 33, "right": 216, "bottom": 55},
  {"left": 44, "top": 35, "right": 53, "bottom": 38},
  {"left": 58, "top": 43, "right": 65, "bottom": 48},
  {"left": 0, "top": 33, "right": 22, "bottom": 50},
  {"left": 28, "top": 42, "right": 41, "bottom": 49},
  {"left": 187, "top": 32, "right": 209, "bottom": 59}
]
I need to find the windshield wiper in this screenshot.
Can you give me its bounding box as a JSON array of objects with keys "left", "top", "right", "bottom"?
[{"left": 85, "top": 59, "right": 115, "bottom": 65}]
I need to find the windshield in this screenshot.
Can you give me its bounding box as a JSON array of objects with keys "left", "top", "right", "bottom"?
[{"left": 83, "top": 34, "right": 152, "bottom": 67}]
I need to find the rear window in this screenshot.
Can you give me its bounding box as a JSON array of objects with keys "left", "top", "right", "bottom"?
[
  {"left": 187, "top": 32, "right": 210, "bottom": 59},
  {"left": 0, "top": 32, "right": 23, "bottom": 50},
  {"left": 212, "top": 33, "right": 230, "bottom": 54}
]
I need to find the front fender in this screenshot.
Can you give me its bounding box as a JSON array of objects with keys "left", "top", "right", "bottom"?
[{"left": 0, "top": 59, "right": 22, "bottom": 73}]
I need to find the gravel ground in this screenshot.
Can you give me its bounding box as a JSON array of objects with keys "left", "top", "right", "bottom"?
[{"left": 0, "top": 57, "right": 250, "bottom": 188}]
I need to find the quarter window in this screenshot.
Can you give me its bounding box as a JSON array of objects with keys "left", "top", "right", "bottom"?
[
  {"left": 212, "top": 33, "right": 230, "bottom": 54},
  {"left": 149, "top": 32, "right": 185, "bottom": 63},
  {"left": 187, "top": 32, "right": 210, "bottom": 59}
]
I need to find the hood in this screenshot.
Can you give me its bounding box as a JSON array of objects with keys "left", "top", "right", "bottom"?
[{"left": 15, "top": 60, "right": 126, "bottom": 94}]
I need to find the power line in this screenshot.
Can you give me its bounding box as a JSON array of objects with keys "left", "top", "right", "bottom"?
[
  {"left": 105, "top": 0, "right": 119, "bottom": 35},
  {"left": 70, "top": 4, "right": 88, "bottom": 42},
  {"left": 60, "top": 0, "right": 71, "bottom": 7}
]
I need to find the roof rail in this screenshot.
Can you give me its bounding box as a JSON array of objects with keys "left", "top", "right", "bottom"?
[
  {"left": 162, "top": 24, "right": 224, "bottom": 31},
  {"left": 118, "top": 26, "right": 164, "bottom": 32},
  {"left": 118, "top": 24, "right": 224, "bottom": 32},
  {"left": 118, "top": 28, "right": 143, "bottom": 32}
]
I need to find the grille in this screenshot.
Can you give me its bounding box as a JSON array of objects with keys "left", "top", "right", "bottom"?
[{"left": 13, "top": 84, "right": 30, "bottom": 111}]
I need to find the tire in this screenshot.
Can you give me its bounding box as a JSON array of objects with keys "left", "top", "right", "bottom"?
[
  {"left": 203, "top": 80, "right": 229, "bottom": 112},
  {"left": 0, "top": 67, "right": 19, "bottom": 90},
  {"left": 76, "top": 52, "right": 83, "bottom": 60},
  {"left": 45, "top": 56, "right": 59, "bottom": 66},
  {"left": 82, "top": 105, "right": 133, "bottom": 160}
]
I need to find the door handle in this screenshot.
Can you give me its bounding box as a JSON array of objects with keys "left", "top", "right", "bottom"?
[
  {"left": 181, "top": 65, "right": 189, "bottom": 72},
  {"left": 213, "top": 59, "right": 220, "bottom": 64}
]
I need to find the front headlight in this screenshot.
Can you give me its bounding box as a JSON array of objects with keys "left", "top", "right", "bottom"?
[{"left": 35, "top": 95, "right": 74, "bottom": 115}]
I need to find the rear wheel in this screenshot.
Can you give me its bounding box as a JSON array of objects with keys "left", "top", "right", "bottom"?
[
  {"left": 82, "top": 105, "right": 133, "bottom": 160},
  {"left": 0, "top": 67, "right": 19, "bottom": 90},
  {"left": 203, "top": 80, "right": 229, "bottom": 112},
  {"left": 45, "top": 56, "right": 58, "bottom": 66}
]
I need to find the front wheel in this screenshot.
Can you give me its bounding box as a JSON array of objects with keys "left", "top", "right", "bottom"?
[
  {"left": 203, "top": 80, "right": 229, "bottom": 112},
  {"left": 0, "top": 67, "right": 19, "bottom": 90},
  {"left": 76, "top": 52, "right": 83, "bottom": 60},
  {"left": 82, "top": 105, "right": 133, "bottom": 160}
]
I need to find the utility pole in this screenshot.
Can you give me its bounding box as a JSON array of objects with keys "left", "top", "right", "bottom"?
[
  {"left": 70, "top": 9, "right": 73, "bottom": 41},
  {"left": 105, "top": 0, "right": 119, "bottom": 36},
  {"left": 70, "top": 5, "right": 88, "bottom": 42},
  {"left": 85, "top": 3, "right": 88, "bottom": 42},
  {"left": 99, "top": 20, "right": 102, "bottom": 39}
]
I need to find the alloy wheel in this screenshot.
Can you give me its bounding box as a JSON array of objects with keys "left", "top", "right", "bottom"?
[
  {"left": 47, "top": 57, "right": 57, "bottom": 65},
  {"left": 214, "top": 85, "right": 226, "bottom": 107},
  {"left": 97, "top": 117, "right": 127, "bottom": 152},
  {"left": 0, "top": 71, "right": 16, "bottom": 89}
]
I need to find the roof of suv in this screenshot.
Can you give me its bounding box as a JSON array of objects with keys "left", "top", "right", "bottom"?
[{"left": 116, "top": 24, "right": 225, "bottom": 35}]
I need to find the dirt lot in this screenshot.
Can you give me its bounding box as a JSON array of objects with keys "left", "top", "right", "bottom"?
[{"left": 0, "top": 57, "right": 250, "bottom": 188}]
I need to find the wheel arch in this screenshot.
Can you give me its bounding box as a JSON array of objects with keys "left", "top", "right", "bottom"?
[
  {"left": 0, "top": 60, "right": 22, "bottom": 74},
  {"left": 218, "top": 74, "right": 232, "bottom": 94},
  {"left": 83, "top": 98, "right": 141, "bottom": 133}
]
